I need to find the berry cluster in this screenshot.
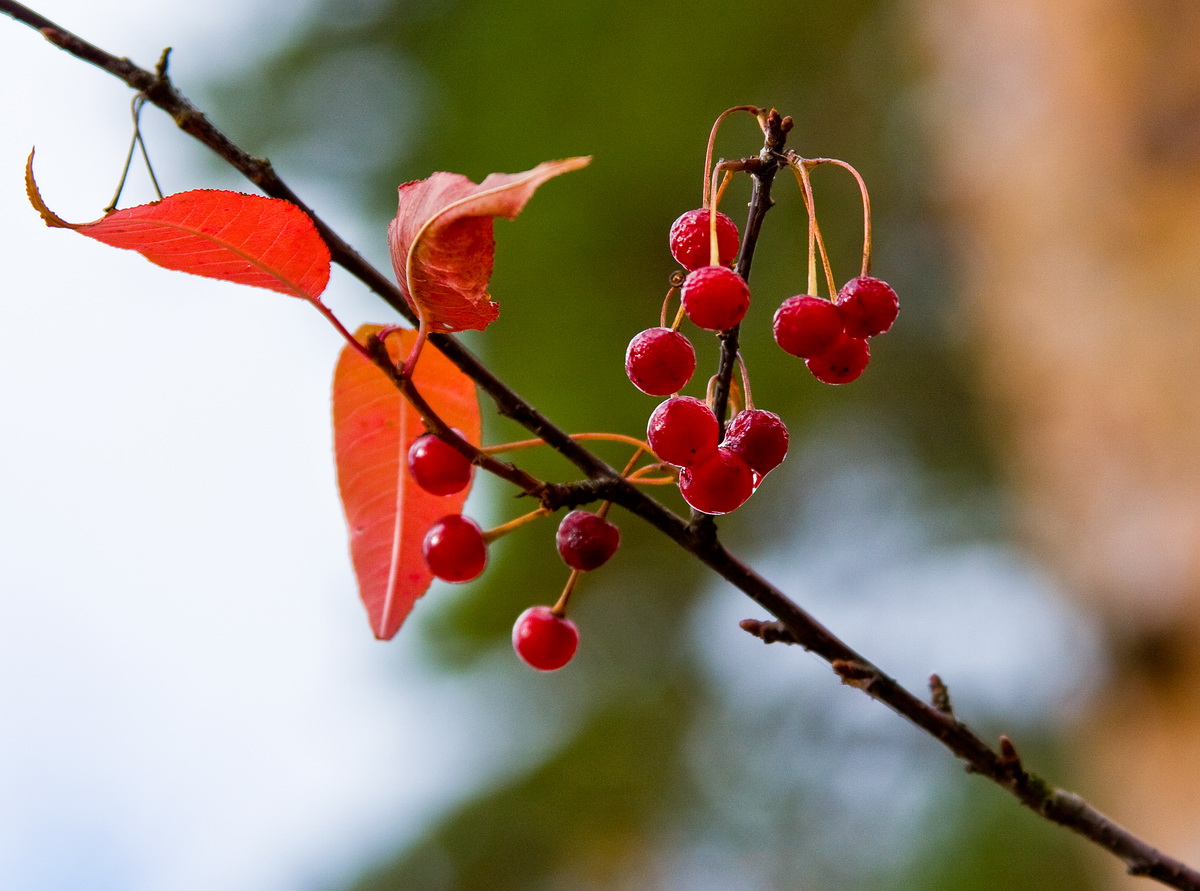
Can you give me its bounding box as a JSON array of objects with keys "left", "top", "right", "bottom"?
[
  {"left": 407, "top": 430, "right": 623, "bottom": 672},
  {"left": 772, "top": 275, "right": 899, "bottom": 384},
  {"left": 406, "top": 432, "right": 489, "bottom": 583},
  {"left": 402, "top": 111, "right": 898, "bottom": 672},
  {"left": 621, "top": 209, "right": 790, "bottom": 515},
  {"left": 647, "top": 395, "right": 788, "bottom": 515}
]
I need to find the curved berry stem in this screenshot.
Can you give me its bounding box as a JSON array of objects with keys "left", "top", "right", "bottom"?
[
  {"left": 707, "top": 168, "right": 735, "bottom": 266},
  {"left": 550, "top": 569, "right": 581, "bottom": 617},
  {"left": 736, "top": 353, "right": 754, "bottom": 411},
  {"left": 790, "top": 159, "right": 838, "bottom": 300},
  {"left": 800, "top": 155, "right": 874, "bottom": 277},
  {"left": 701, "top": 104, "right": 763, "bottom": 206},
  {"left": 659, "top": 279, "right": 683, "bottom": 329},
  {"left": 480, "top": 432, "right": 652, "bottom": 456},
  {"left": 481, "top": 507, "right": 552, "bottom": 544}
]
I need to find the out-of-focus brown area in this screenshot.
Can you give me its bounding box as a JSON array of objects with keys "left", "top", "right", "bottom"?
[{"left": 917, "top": 0, "right": 1200, "bottom": 881}]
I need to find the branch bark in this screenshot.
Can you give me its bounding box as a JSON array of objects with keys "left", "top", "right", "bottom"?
[{"left": 4, "top": 2, "right": 1198, "bottom": 886}]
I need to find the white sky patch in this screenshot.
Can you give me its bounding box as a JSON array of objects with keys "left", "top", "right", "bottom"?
[{"left": 0, "top": 3, "right": 473, "bottom": 890}]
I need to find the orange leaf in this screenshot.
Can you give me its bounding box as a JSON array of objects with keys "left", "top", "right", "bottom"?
[
  {"left": 332, "top": 325, "right": 481, "bottom": 640},
  {"left": 26, "top": 151, "right": 330, "bottom": 301},
  {"left": 387, "top": 156, "right": 590, "bottom": 332}
]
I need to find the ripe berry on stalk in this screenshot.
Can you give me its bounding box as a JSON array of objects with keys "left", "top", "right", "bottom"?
[
  {"left": 681, "top": 266, "right": 750, "bottom": 332},
  {"left": 835, "top": 276, "right": 899, "bottom": 338},
  {"left": 625, "top": 327, "right": 696, "bottom": 396},
  {"left": 512, "top": 605, "right": 579, "bottom": 671},
  {"left": 806, "top": 333, "right": 871, "bottom": 385},
  {"left": 407, "top": 430, "right": 473, "bottom": 495},
  {"left": 422, "top": 514, "right": 487, "bottom": 582},
  {"left": 669, "top": 208, "right": 740, "bottom": 270},
  {"left": 772, "top": 295, "right": 844, "bottom": 359},
  {"left": 556, "top": 510, "right": 620, "bottom": 571},
  {"left": 678, "top": 447, "right": 754, "bottom": 515},
  {"left": 723, "top": 409, "right": 789, "bottom": 476},
  {"left": 647, "top": 396, "right": 720, "bottom": 467}
]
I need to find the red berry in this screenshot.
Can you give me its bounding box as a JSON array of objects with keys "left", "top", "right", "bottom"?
[
  {"left": 512, "top": 605, "right": 579, "bottom": 671},
  {"left": 806, "top": 332, "right": 871, "bottom": 385},
  {"left": 407, "top": 430, "right": 473, "bottom": 496},
  {"left": 681, "top": 266, "right": 751, "bottom": 332},
  {"left": 669, "top": 208, "right": 740, "bottom": 270},
  {"left": 723, "top": 409, "right": 789, "bottom": 476},
  {"left": 624, "top": 327, "right": 696, "bottom": 396},
  {"left": 422, "top": 514, "right": 487, "bottom": 582},
  {"left": 556, "top": 510, "right": 620, "bottom": 571},
  {"left": 678, "top": 447, "right": 754, "bottom": 515},
  {"left": 772, "top": 295, "right": 844, "bottom": 358},
  {"left": 836, "top": 276, "right": 899, "bottom": 338},
  {"left": 647, "top": 396, "right": 720, "bottom": 467}
]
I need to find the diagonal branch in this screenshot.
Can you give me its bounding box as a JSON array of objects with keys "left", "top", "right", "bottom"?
[{"left": 4, "top": 3, "right": 1199, "bottom": 887}]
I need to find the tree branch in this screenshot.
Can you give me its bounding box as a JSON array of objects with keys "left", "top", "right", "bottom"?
[{"left": 5, "top": 3, "right": 1198, "bottom": 886}]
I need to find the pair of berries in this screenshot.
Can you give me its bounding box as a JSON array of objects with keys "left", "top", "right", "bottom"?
[
  {"left": 405, "top": 431, "right": 489, "bottom": 582},
  {"left": 672, "top": 209, "right": 750, "bottom": 333},
  {"left": 647, "top": 396, "right": 789, "bottom": 515},
  {"left": 772, "top": 276, "right": 899, "bottom": 384},
  {"left": 514, "top": 509, "right": 620, "bottom": 671}
]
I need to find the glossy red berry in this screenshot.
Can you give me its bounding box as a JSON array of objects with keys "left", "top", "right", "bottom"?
[
  {"left": 681, "top": 266, "right": 751, "bottom": 332},
  {"left": 647, "top": 396, "right": 720, "bottom": 467},
  {"left": 512, "top": 605, "right": 579, "bottom": 671},
  {"left": 556, "top": 510, "right": 620, "bottom": 571},
  {"left": 407, "top": 431, "right": 473, "bottom": 495},
  {"left": 723, "top": 409, "right": 789, "bottom": 476},
  {"left": 806, "top": 332, "right": 871, "bottom": 385},
  {"left": 422, "top": 515, "right": 487, "bottom": 582},
  {"left": 772, "top": 295, "right": 845, "bottom": 359},
  {"left": 669, "top": 208, "right": 740, "bottom": 270},
  {"left": 835, "top": 276, "right": 899, "bottom": 338},
  {"left": 625, "top": 327, "right": 696, "bottom": 396},
  {"left": 678, "top": 447, "right": 754, "bottom": 515}
]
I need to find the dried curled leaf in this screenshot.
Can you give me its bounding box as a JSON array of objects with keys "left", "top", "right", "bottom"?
[
  {"left": 26, "top": 150, "right": 330, "bottom": 301},
  {"left": 387, "top": 156, "right": 590, "bottom": 332}
]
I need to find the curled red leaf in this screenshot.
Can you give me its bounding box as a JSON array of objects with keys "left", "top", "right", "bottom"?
[
  {"left": 26, "top": 150, "right": 330, "bottom": 301},
  {"left": 387, "top": 156, "right": 590, "bottom": 332}
]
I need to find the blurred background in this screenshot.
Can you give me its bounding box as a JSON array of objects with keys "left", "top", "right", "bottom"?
[{"left": 2, "top": 0, "right": 1197, "bottom": 888}]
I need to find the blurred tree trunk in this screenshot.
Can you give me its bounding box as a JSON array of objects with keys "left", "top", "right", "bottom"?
[{"left": 916, "top": 0, "right": 1200, "bottom": 884}]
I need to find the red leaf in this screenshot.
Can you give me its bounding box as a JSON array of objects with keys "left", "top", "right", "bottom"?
[
  {"left": 332, "top": 325, "right": 481, "bottom": 640},
  {"left": 387, "top": 156, "right": 590, "bottom": 332},
  {"left": 26, "top": 151, "right": 330, "bottom": 301}
]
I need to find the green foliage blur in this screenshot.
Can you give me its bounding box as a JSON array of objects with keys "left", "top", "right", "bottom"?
[{"left": 210, "top": 1, "right": 1097, "bottom": 887}]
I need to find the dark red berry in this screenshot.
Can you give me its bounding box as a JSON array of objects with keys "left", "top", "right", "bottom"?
[
  {"left": 806, "top": 332, "right": 871, "bottom": 385},
  {"left": 681, "top": 266, "right": 751, "bottom": 332},
  {"left": 422, "top": 514, "right": 487, "bottom": 582},
  {"left": 723, "top": 409, "right": 789, "bottom": 476},
  {"left": 556, "top": 510, "right": 620, "bottom": 571},
  {"left": 669, "top": 208, "right": 740, "bottom": 270},
  {"left": 624, "top": 327, "right": 696, "bottom": 396},
  {"left": 772, "top": 295, "right": 845, "bottom": 358},
  {"left": 407, "top": 430, "right": 473, "bottom": 496},
  {"left": 678, "top": 447, "right": 754, "bottom": 515},
  {"left": 835, "top": 276, "right": 899, "bottom": 338},
  {"left": 512, "top": 605, "right": 579, "bottom": 671},
  {"left": 647, "top": 396, "right": 720, "bottom": 467}
]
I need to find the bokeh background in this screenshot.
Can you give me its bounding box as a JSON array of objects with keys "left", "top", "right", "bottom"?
[{"left": 2, "top": 1, "right": 1198, "bottom": 889}]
